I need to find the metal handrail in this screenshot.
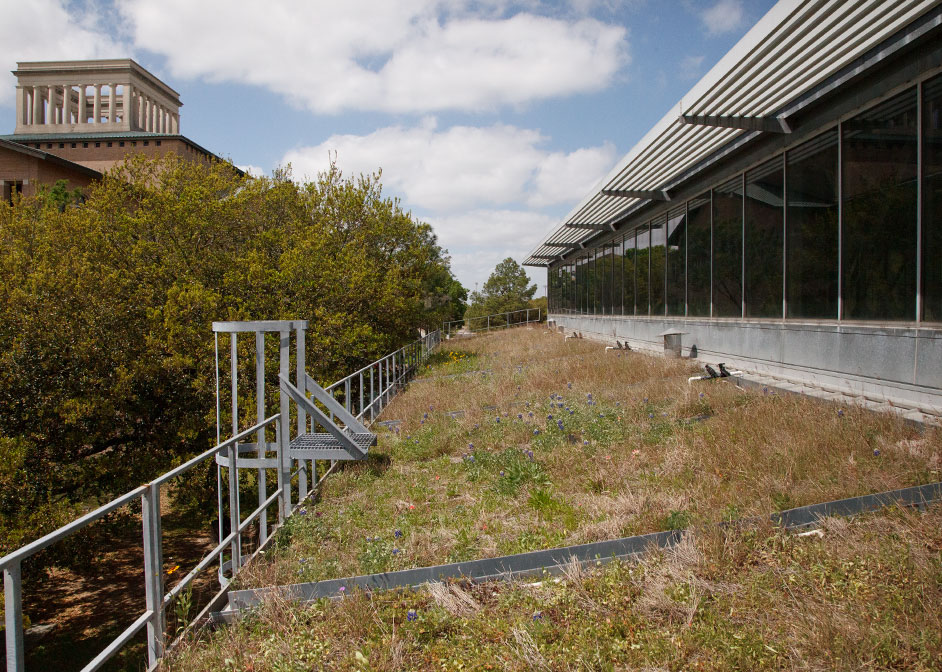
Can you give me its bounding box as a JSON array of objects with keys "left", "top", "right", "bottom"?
[
  {"left": 1, "top": 330, "right": 444, "bottom": 672},
  {"left": 1, "top": 414, "right": 283, "bottom": 672},
  {"left": 321, "top": 330, "right": 441, "bottom": 425},
  {"left": 443, "top": 308, "right": 541, "bottom": 337}
]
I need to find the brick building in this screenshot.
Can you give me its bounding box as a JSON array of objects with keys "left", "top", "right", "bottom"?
[{"left": 1, "top": 58, "right": 227, "bottom": 201}]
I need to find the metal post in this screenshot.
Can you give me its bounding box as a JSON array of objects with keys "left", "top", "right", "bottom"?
[
  {"left": 359, "top": 372, "right": 364, "bottom": 418},
  {"left": 230, "top": 335, "right": 238, "bottom": 436},
  {"left": 4, "top": 561, "right": 24, "bottom": 672},
  {"left": 345, "top": 378, "right": 351, "bottom": 415},
  {"left": 142, "top": 483, "right": 165, "bottom": 666},
  {"left": 279, "top": 330, "right": 292, "bottom": 514},
  {"left": 227, "top": 436, "right": 241, "bottom": 571},
  {"left": 255, "top": 332, "right": 267, "bottom": 544},
  {"left": 487, "top": 315, "right": 490, "bottom": 331},
  {"left": 297, "top": 329, "right": 308, "bottom": 502},
  {"left": 370, "top": 366, "right": 375, "bottom": 422},
  {"left": 276, "top": 417, "right": 286, "bottom": 522}
]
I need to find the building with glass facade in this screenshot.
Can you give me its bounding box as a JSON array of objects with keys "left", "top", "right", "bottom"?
[{"left": 525, "top": 0, "right": 942, "bottom": 415}]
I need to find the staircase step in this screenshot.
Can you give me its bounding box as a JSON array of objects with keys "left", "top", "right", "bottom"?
[{"left": 289, "top": 432, "right": 375, "bottom": 460}]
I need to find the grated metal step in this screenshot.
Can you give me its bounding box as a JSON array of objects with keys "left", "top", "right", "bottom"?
[{"left": 289, "top": 432, "right": 375, "bottom": 460}]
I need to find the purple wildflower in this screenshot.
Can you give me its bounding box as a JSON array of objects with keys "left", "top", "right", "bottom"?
[
  {"left": 567, "top": 382, "right": 572, "bottom": 389},
  {"left": 407, "top": 609, "right": 417, "bottom": 622},
  {"left": 838, "top": 409, "right": 845, "bottom": 417},
  {"left": 392, "top": 548, "right": 400, "bottom": 555},
  {"left": 533, "top": 429, "right": 540, "bottom": 436},
  {"left": 395, "top": 529, "right": 402, "bottom": 538},
  {"left": 873, "top": 448, "right": 881, "bottom": 457},
  {"left": 532, "top": 611, "right": 544, "bottom": 621}
]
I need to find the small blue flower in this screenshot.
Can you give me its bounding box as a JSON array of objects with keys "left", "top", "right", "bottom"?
[
  {"left": 583, "top": 439, "right": 589, "bottom": 446},
  {"left": 873, "top": 448, "right": 881, "bottom": 457},
  {"left": 532, "top": 611, "right": 543, "bottom": 621},
  {"left": 838, "top": 409, "right": 845, "bottom": 417},
  {"left": 699, "top": 392, "right": 704, "bottom": 399},
  {"left": 518, "top": 413, "right": 523, "bottom": 419},
  {"left": 468, "top": 443, "right": 474, "bottom": 449},
  {"left": 496, "top": 417, "right": 500, "bottom": 423},
  {"left": 529, "top": 411, "right": 534, "bottom": 418},
  {"left": 599, "top": 413, "right": 604, "bottom": 418},
  {"left": 569, "top": 410, "right": 574, "bottom": 415},
  {"left": 423, "top": 412, "right": 429, "bottom": 419},
  {"left": 558, "top": 402, "right": 564, "bottom": 408},
  {"left": 643, "top": 398, "right": 648, "bottom": 403},
  {"left": 648, "top": 413, "right": 654, "bottom": 418},
  {"left": 615, "top": 402, "right": 620, "bottom": 407},
  {"left": 395, "top": 529, "right": 402, "bottom": 538},
  {"left": 407, "top": 609, "right": 417, "bottom": 622},
  {"left": 547, "top": 414, "right": 553, "bottom": 420},
  {"left": 533, "top": 429, "right": 540, "bottom": 435},
  {"left": 557, "top": 420, "right": 564, "bottom": 430},
  {"left": 392, "top": 548, "right": 400, "bottom": 555},
  {"left": 567, "top": 382, "right": 572, "bottom": 389},
  {"left": 500, "top": 470, "right": 505, "bottom": 476}
]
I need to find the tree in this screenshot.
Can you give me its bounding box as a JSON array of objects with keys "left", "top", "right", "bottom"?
[
  {"left": 0, "top": 153, "right": 463, "bottom": 562},
  {"left": 466, "top": 258, "right": 536, "bottom": 320}
]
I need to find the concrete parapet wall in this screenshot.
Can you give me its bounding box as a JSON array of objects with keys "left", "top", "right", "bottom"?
[{"left": 550, "top": 314, "right": 942, "bottom": 416}]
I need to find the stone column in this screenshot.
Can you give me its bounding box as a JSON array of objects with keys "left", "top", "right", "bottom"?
[
  {"left": 170, "top": 113, "right": 179, "bottom": 134},
  {"left": 93, "top": 85, "right": 102, "bottom": 124},
  {"left": 47, "top": 86, "right": 55, "bottom": 125},
  {"left": 122, "top": 83, "right": 132, "bottom": 128},
  {"left": 32, "top": 86, "right": 41, "bottom": 126},
  {"left": 108, "top": 83, "right": 116, "bottom": 124},
  {"left": 145, "top": 97, "right": 152, "bottom": 131},
  {"left": 62, "top": 85, "right": 71, "bottom": 125},
  {"left": 15, "top": 87, "right": 25, "bottom": 126},
  {"left": 78, "top": 85, "right": 86, "bottom": 125}
]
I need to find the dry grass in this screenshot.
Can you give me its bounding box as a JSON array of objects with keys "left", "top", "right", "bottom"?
[
  {"left": 167, "top": 503, "right": 942, "bottom": 670},
  {"left": 234, "top": 326, "right": 940, "bottom": 591}
]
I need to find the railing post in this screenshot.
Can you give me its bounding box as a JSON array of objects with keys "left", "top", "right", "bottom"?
[
  {"left": 142, "top": 483, "right": 165, "bottom": 667},
  {"left": 369, "top": 366, "right": 375, "bottom": 422},
  {"left": 279, "top": 330, "right": 292, "bottom": 514},
  {"left": 228, "top": 438, "right": 241, "bottom": 572},
  {"left": 4, "top": 561, "right": 25, "bottom": 672},
  {"left": 297, "top": 326, "right": 307, "bottom": 501},
  {"left": 276, "top": 416, "right": 287, "bottom": 522},
  {"left": 255, "top": 332, "right": 267, "bottom": 544},
  {"left": 487, "top": 315, "right": 490, "bottom": 331},
  {"left": 359, "top": 372, "right": 364, "bottom": 418},
  {"left": 345, "top": 378, "right": 351, "bottom": 415}
]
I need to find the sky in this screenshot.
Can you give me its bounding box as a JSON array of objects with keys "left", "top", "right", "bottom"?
[{"left": 0, "top": 0, "right": 778, "bottom": 297}]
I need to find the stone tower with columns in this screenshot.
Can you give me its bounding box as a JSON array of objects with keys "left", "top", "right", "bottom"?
[{"left": 13, "top": 59, "right": 181, "bottom": 135}]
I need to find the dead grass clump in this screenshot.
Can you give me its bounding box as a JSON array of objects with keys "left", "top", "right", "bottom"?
[{"left": 428, "top": 580, "right": 481, "bottom": 617}]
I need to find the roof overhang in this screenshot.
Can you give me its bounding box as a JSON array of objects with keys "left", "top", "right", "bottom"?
[{"left": 524, "top": 0, "right": 942, "bottom": 267}]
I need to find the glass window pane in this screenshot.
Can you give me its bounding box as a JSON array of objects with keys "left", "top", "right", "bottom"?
[
  {"left": 586, "top": 251, "right": 595, "bottom": 314},
  {"left": 925, "top": 74, "right": 942, "bottom": 321},
  {"left": 576, "top": 256, "right": 584, "bottom": 314},
  {"left": 713, "top": 176, "right": 743, "bottom": 317},
  {"left": 687, "top": 192, "right": 711, "bottom": 316},
  {"left": 602, "top": 243, "right": 615, "bottom": 315},
  {"left": 745, "top": 156, "right": 784, "bottom": 317},
  {"left": 667, "top": 205, "right": 686, "bottom": 315},
  {"left": 613, "top": 237, "right": 624, "bottom": 314},
  {"left": 636, "top": 224, "right": 650, "bottom": 315},
  {"left": 786, "top": 130, "right": 839, "bottom": 319},
  {"left": 623, "top": 232, "right": 636, "bottom": 315},
  {"left": 650, "top": 216, "right": 666, "bottom": 315},
  {"left": 843, "top": 88, "right": 917, "bottom": 320}
]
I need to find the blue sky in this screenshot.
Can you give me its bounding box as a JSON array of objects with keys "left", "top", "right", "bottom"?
[{"left": 0, "top": 0, "right": 777, "bottom": 296}]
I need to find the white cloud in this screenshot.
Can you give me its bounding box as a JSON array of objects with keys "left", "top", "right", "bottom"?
[
  {"left": 427, "top": 210, "right": 555, "bottom": 292},
  {"left": 0, "top": 0, "right": 127, "bottom": 106},
  {"left": 699, "top": 0, "right": 744, "bottom": 36},
  {"left": 679, "top": 54, "right": 705, "bottom": 80},
  {"left": 236, "top": 164, "right": 265, "bottom": 178},
  {"left": 281, "top": 120, "right": 616, "bottom": 212},
  {"left": 118, "top": 0, "right": 628, "bottom": 114}
]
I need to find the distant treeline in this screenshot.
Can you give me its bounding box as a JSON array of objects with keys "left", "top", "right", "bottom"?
[{"left": 0, "top": 155, "right": 466, "bottom": 560}]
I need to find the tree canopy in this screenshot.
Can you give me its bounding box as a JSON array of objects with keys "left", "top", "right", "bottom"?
[
  {"left": 0, "top": 155, "right": 465, "bottom": 558},
  {"left": 466, "top": 257, "right": 537, "bottom": 320}
]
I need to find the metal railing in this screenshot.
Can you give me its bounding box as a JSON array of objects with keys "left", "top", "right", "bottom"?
[
  {"left": 0, "top": 328, "right": 442, "bottom": 672},
  {"left": 443, "top": 308, "right": 541, "bottom": 338},
  {"left": 1, "top": 414, "right": 284, "bottom": 672},
  {"left": 324, "top": 330, "right": 441, "bottom": 424}
]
